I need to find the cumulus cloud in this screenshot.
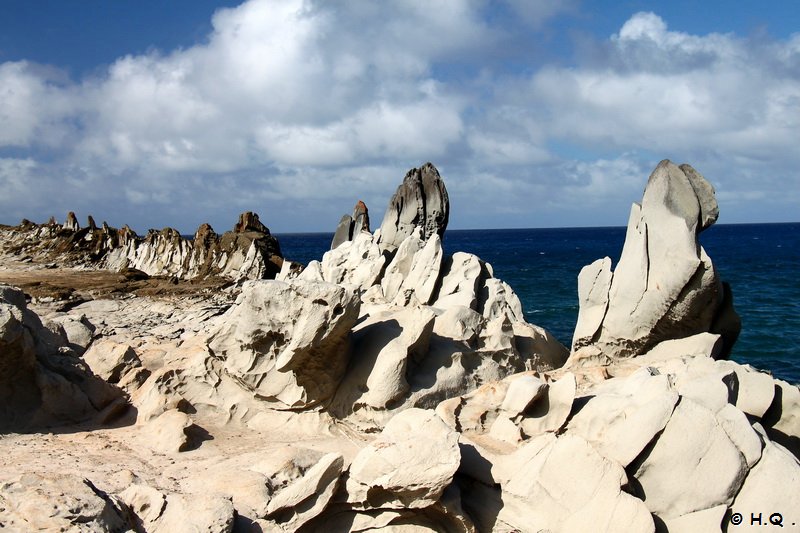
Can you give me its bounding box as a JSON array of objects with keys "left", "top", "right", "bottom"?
[{"left": 0, "top": 3, "right": 798, "bottom": 232}]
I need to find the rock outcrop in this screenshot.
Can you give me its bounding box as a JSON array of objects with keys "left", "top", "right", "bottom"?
[
  {"left": 0, "top": 211, "right": 284, "bottom": 281},
  {"left": 571, "top": 160, "right": 740, "bottom": 359},
  {"left": 0, "top": 285, "right": 124, "bottom": 431},
  {"left": 1, "top": 159, "right": 797, "bottom": 533},
  {"left": 377, "top": 162, "right": 449, "bottom": 251},
  {"left": 208, "top": 280, "right": 361, "bottom": 410},
  {"left": 331, "top": 200, "right": 371, "bottom": 249}
]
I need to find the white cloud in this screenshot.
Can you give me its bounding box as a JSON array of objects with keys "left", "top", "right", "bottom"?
[{"left": 0, "top": 4, "right": 798, "bottom": 232}]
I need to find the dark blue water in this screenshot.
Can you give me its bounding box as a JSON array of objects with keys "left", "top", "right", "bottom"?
[{"left": 276, "top": 224, "right": 800, "bottom": 384}]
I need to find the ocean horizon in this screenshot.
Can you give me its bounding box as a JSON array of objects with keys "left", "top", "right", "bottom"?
[{"left": 276, "top": 222, "right": 800, "bottom": 385}]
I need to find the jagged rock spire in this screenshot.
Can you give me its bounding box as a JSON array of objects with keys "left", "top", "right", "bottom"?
[{"left": 377, "top": 162, "right": 449, "bottom": 251}]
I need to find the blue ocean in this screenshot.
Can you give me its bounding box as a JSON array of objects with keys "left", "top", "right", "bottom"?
[{"left": 276, "top": 223, "right": 800, "bottom": 384}]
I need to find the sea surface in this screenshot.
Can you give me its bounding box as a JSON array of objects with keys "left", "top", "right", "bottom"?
[{"left": 276, "top": 223, "right": 800, "bottom": 384}]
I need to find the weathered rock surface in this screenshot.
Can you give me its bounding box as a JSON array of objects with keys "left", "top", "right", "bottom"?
[
  {"left": 2, "top": 159, "right": 797, "bottom": 533},
  {"left": 209, "top": 279, "right": 360, "bottom": 409},
  {"left": 571, "top": 160, "right": 740, "bottom": 359},
  {"left": 377, "top": 162, "right": 449, "bottom": 251},
  {"left": 0, "top": 210, "right": 284, "bottom": 281},
  {"left": 0, "top": 473, "right": 128, "bottom": 532},
  {"left": 265, "top": 452, "right": 344, "bottom": 531},
  {"left": 0, "top": 285, "right": 124, "bottom": 432},
  {"left": 345, "top": 408, "right": 460, "bottom": 510}
]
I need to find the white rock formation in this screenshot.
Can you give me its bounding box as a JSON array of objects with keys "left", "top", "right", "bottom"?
[
  {"left": 208, "top": 279, "right": 360, "bottom": 409},
  {"left": 345, "top": 408, "right": 460, "bottom": 510},
  {"left": 571, "top": 160, "right": 740, "bottom": 358}
]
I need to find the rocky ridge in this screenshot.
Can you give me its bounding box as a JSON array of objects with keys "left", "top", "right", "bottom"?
[
  {"left": 0, "top": 161, "right": 798, "bottom": 532},
  {"left": 0, "top": 211, "right": 283, "bottom": 281}
]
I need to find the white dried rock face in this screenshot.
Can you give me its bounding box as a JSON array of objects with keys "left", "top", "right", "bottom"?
[
  {"left": 567, "top": 367, "right": 679, "bottom": 466},
  {"left": 82, "top": 339, "right": 142, "bottom": 384},
  {"left": 0, "top": 285, "right": 124, "bottom": 431},
  {"left": 0, "top": 473, "right": 128, "bottom": 532},
  {"left": 265, "top": 452, "right": 344, "bottom": 531},
  {"left": 139, "top": 409, "right": 195, "bottom": 454},
  {"left": 208, "top": 279, "right": 360, "bottom": 409},
  {"left": 571, "top": 160, "right": 740, "bottom": 359},
  {"left": 151, "top": 493, "right": 235, "bottom": 533},
  {"left": 432, "top": 252, "right": 484, "bottom": 311},
  {"left": 346, "top": 408, "right": 460, "bottom": 510},
  {"left": 321, "top": 231, "right": 386, "bottom": 289},
  {"left": 729, "top": 440, "right": 800, "bottom": 528},
  {"left": 632, "top": 398, "right": 749, "bottom": 519},
  {"left": 496, "top": 434, "right": 655, "bottom": 532},
  {"left": 331, "top": 307, "right": 436, "bottom": 418}
]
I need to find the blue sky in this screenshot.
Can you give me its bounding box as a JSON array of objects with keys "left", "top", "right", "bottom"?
[{"left": 1, "top": 1, "right": 798, "bottom": 233}]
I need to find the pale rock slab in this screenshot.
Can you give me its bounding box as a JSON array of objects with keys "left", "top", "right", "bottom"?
[
  {"left": 118, "top": 483, "right": 168, "bottom": 529},
  {"left": 346, "top": 408, "right": 460, "bottom": 510},
  {"left": 479, "top": 278, "right": 524, "bottom": 322},
  {"left": 209, "top": 279, "right": 360, "bottom": 409},
  {"left": 660, "top": 505, "right": 727, "bottom": 533},
  {"left": 394, "top": 234, "right": 444, "bottom": 306},
  {"left": 500, "top": 374, "right": 548, "bottom": 416},
  {"left": 571, "top": 256, "right": 613, "bottom": 349},
  {"left": 572, "top": 161, "right": 739, "bottom": 358},
  {"left": 717, "top": 361, "right": 776, "bottom": 419},
  {"left": 567, "top": 367, "right": 679, "bottom": 466},
  {"left": 632, "top": 398, "right": 749, "bottom": 518},
  {"left": 762, "top": 379, "right": 800, "bottom": 458},
  {"left": 152, "top": 493, "right": 235, "bottom": 533},
  {"left": 433, "top": 252, "right": 484, "bottom": 311},
  {"left": 140, "top": 408, "right": 194, "bottom": 454},
  {"left": 381, "top": 229, "right": 424, "bottom": 302},
  {"left": 432, "top": 305, "right": 483, "bottom": 345},
  {"left": 729, "top": 440, "right": 800, "bottom": 531},
  {"left": 298, "top": 259, "right": 325, "bottom": 282},
  {"left": 715, "top": 403, "right": 763, "bottom": 468},
  {"left": 322, "top": 232, "right": 386, "bottom": 289},
  {"left": 0, "top": 473, "right": 127, "bottom": 532},
  {"left": 266, "top": 452, "right": 344, "bottom": 531},
  {"left": 82, "top": 339, "right": 142, "bottom": 384},
  {"left": 330, "top": 306, "right": 435, "bottom": 416},
  {"left": 55, "top": 315, "right": 95, "bottom": 352},
  {"left": 520, "top": 372, "right": 576, "bottom": 438},
  {"left": 498, "top": 434, "right": 654, "bottom": 532}
]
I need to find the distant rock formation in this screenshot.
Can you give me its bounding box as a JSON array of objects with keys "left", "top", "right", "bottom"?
[
  {"left": 0, "top": 211, "right": 284, "bottom": 281},
  {"left": 377, "top": 162, "right": 449, "bottom": 251},
  {"left": 570, "top": 160, "right": 741, "bottom": 360},
  {"left": 63, "top": 211, "right": 79, "bottom": 232},
  {"left": 331, "top": 200, "right": 371, "bottom": 250}
]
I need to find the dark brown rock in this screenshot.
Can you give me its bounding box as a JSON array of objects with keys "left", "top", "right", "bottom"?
[
  {"left": 234, "top": 211, "right": 270, "bottom": 234},
  {"left": 331, "top": 201, "right": 371, "bottom": 250}
]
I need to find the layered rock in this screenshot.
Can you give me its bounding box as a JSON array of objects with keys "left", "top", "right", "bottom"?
[
  {"left": 377, "top": 162, "right": 449, "bottom": 251},
  {"left": 571, "top": 160, "right": 741, "bottom": 359},
  {"left": 0, "top": 211, "right": 283, "bottom": 281}
]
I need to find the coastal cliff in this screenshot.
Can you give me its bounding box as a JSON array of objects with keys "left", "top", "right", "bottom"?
[{"left": 0, "top": 162, "right": 797, "bottom": 532}]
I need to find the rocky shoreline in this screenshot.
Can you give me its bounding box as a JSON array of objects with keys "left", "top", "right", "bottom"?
[{"left": 0, "top": 161, "right": 798, "bottom": 532}]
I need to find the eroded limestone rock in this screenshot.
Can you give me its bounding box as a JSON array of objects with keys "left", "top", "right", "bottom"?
[{"left": 571, "top": 160, "right": 740, "bottom": 359}]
